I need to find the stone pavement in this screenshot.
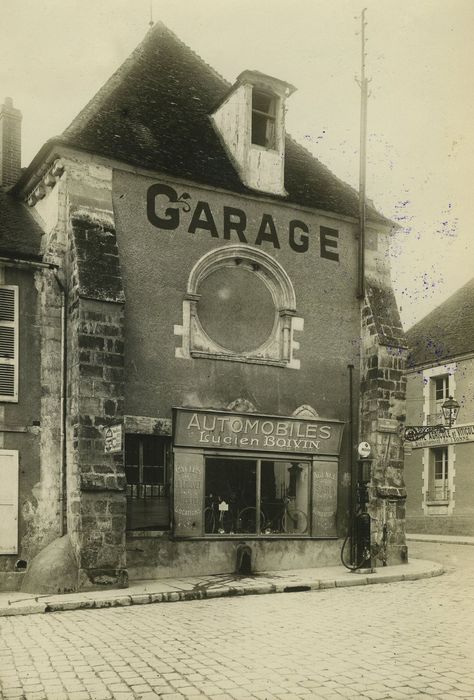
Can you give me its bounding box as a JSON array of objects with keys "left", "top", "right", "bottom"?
[
  {"left": 0, "top": 558, "right": 443, "bottom": 617},
  {"left": 0, "top": 541, "right": 472, "bottom": 700}
]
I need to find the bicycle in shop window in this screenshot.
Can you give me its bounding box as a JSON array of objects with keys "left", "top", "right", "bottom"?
[
  {"left": 237, "top": 497, "right": 308, "bottom": 535},
  {"left": 204, "top": 494, "right": 238, "bottom": 534}
]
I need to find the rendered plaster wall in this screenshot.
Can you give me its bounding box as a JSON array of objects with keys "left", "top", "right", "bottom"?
[
  {"left": 113, "top": 169, "right": 363, "bottom": 535},
  {"left": 405, "top": 357, "right": 474, "bottom": 535},
  {"left": 113, "top": 171, "right": 362, "bottom": 421},
  {"left": 0, "top": 266, "right": 62, "bottom": 590}
]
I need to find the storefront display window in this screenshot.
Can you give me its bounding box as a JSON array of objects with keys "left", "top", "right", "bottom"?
[{"left": 204, "top": 456, "right": 309, "bottom": 535}]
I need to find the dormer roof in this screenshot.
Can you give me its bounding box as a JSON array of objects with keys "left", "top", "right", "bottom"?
[
  {"left": 13, "top": 22, "right": 389, "bottom": 224},
  {"left": 235, "top": 70, "right": 296, "bottom": 97}
]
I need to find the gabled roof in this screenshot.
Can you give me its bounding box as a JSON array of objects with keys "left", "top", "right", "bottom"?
[
  {"left": 406, "top": 277, "right": 474, "bottom": 367},
  {"left": 0, "top": 191, "right": 43, "bottom": 260},
  {"left": 42, "top": 22, "right": 387, "bottom": 224}
]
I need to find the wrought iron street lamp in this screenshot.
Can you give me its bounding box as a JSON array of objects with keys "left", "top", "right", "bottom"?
[
  {"left": 404, "top": 396, "right": 461, "bottom": 442},
  {"left": 441, "top": 396, "right": 461, "bottom": 428}
]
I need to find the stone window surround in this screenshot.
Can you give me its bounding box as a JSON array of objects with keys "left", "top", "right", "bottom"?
[{"left": 174, "top": 245, "right": 304, "bottom": 369}]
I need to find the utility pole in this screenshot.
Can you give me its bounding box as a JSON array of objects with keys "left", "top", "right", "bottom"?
[{"left": 357, "top": 8, "right": 369, "bottom": 300}]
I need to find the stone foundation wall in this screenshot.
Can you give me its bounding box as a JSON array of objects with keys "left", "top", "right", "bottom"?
[{"left": 126, "top": 534, "right": 342, "bottom": 580}]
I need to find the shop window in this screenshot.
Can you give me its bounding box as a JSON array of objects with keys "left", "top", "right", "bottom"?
[
  {"left": 204, "top": 456, "right": 309, "bottom": 535},
  {"left": 428, "top": 447, "right": 449, "bottom": 502},
  {"left": 0, "top": 286, "right": 18, "bottom": 402},
  {"left": 251, "top": 90, "right": 277, "bottom": 148},
  {"left": 175, "top": 245, "right": 303, "bottom": 368},
  {"left": 125, "top": 434, "right": 170, "bottom": 530}
]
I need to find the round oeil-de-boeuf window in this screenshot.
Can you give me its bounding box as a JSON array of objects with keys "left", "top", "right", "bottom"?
[{"left": 196, "top": 265, "right": 276, "bottom": 354}]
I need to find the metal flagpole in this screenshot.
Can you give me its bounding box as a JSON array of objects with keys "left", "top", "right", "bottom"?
[{"left": 357, "top": 8, "right": 369, "bottom": 300}]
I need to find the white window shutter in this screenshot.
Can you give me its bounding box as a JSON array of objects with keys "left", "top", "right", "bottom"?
[
  {"left": 0, "top": 285, "right": 18, "bottom": 402},
  {"left": 0, "top": 449, "right": 19, "bottom": 554}
]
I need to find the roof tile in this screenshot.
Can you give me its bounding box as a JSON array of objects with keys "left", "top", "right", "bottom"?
[
  {"left": 59, "top": 22, "right": 388, "bottom": 224},
  {"left": 406, "top": 277, "right": 474, "bottom": 366}
]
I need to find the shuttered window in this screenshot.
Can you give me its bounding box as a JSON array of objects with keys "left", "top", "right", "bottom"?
[
  {"left": 0, "top": 449, "right": 19, "bottom": 554},
  {"left": 0, "top": 286, "right": 18, "bottom": 402}
]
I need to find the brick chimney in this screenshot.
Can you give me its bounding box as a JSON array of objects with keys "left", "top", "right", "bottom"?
[{"left": 0, "top": 97, "right": 22, "bottom": 189}]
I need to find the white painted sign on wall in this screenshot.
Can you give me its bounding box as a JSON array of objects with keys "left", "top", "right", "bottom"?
[{"left": 104, "top": 424, "right": 123, "bottom": 453}]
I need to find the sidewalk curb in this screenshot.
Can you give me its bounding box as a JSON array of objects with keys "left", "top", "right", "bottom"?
[
  {"left": 407, "top": 535, "right": 474, "bottom": 546},
  {"left": 0, "top": 562, "right": 445, "bottom": 617}
]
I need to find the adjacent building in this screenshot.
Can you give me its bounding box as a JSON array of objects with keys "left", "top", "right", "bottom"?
[
  {"left": 0, "top": 97, "right": 64, "bottom": 589},
  {"left": 1, "top": 23, "right": 407, "bottom": 592},
  {"left": 405, "top": 277, "right": 474, "bottom": 535}
]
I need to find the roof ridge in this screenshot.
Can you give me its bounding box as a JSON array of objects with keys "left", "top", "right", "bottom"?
[
  {"left": 63, "top": 21, "right": 230, "bottom": 140},
  {"left": 153, "top": 21, "right": 231, "bottom": 89}
]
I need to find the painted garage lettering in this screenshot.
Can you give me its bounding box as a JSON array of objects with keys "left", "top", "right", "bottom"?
[{"left": 147, "top": 183, "right": 339, "bottom": 261}]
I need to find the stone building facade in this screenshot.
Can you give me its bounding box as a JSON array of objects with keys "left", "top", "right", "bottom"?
[{"left": 1, "top": 24, "right": 407, "bottom": 592}]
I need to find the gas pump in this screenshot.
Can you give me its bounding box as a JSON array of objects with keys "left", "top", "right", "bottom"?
[{"left": 341, "top": 441, "right": 375, "bottom": 572}]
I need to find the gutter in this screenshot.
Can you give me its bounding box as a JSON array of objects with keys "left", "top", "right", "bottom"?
[{"left": 0, "top": 256, "right": 58, "bottom": 271}]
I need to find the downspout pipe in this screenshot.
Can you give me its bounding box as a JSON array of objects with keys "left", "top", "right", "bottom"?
[{"left": 348, "top": 363, "right": 356, "bottom": 565}]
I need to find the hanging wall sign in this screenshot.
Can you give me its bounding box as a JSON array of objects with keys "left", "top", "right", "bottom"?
[{"left": 173, "top": 408, "right": 344, "bottom": 456}]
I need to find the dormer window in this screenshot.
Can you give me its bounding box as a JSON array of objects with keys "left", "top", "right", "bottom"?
[
  {"left": 211, "top": 69, "right": 296, "bottom": 196},
  {"left": 251, "top": 90, "right": 277, "bottom": 149}
]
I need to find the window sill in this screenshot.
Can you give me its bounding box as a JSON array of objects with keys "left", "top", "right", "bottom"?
[{"left": 190, "top": 350, "right": 286, "bottom": 367}]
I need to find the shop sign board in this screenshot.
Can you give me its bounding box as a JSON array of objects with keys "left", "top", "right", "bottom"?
[
  {"left": 173, "top": 408, "right": 344, "bottom": 456},
  {"left": 311, "top": 459, "right": 338, "bottom": 537},
  {"left": 410, "top": 423, "right": 474, "bottom": 449}
]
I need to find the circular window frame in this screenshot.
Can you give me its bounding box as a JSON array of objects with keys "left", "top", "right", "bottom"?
[{"left": 184, "top": 245, "right": 297, "bottom": 365}]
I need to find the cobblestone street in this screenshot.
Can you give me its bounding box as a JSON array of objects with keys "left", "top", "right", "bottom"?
[{"left": 1, "top": 542, "right": 473, "bottom": 700}]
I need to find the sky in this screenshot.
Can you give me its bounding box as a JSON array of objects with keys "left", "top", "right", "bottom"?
[{"left": 1, "top": 0, "right": 473, "bottom": 329}]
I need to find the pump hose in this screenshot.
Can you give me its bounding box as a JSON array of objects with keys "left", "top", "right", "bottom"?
[{"left": 340, "top": 518, "right": 371, "bottom": 571}]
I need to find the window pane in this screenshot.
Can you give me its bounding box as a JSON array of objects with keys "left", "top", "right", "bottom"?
[
  {"left": 205, "top": 458, "right": 256, "bottom": 534},
  {"left": 126, "top": 435, "right": 170, "bottom": 530},
  {"left": 435, "top": 376, "right": 448, "bottom": 400},
  {"left": 434, "top": 448, "right": 448, "bottom": 479},
  {"left": 260, "top": 461, "right": 309, "bottom": 535},
  {"left": 125, "top": 466, "right": 139, "bottom": 485},
  {"left": 197, "top": 266, "right": 275, "bottom": 353},
  {"left": 252, "top": 112, "right": 273, "bottom": 147},
  {"left": 125, "top": 435, "right": 140, "bottom": 466},
  {"left": 142, "top": 435, "right": 165, "bottom": 466},
  {"left": 252, "top": 91, "right": 274, "bottom": 114},
  {"left": 143, "top": 465, "right": 165, "bottom": 485}
]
